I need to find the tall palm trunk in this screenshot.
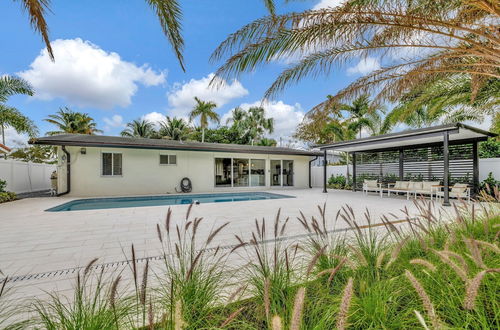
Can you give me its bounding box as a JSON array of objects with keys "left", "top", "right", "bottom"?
[
  {"left": 201, "top": 127, "right": 205, "bottom": 143},
  {"left": 1, "top": 123, "right": 5, "bottom": 146},
  {"left": 1, "top": 123, "right": 5, "bottom": 159}
]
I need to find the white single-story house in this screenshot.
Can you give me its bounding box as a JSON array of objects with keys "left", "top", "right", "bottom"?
[{"left": 30, "top": 134, "right": 322, "bottom": 196}]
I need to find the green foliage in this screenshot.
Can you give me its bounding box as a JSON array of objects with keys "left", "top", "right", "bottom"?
[
  {"left": 45, "top": 107, "right": 102, "bottom": 135},
  {"left": 189, "top": 125, "right": 248, "bottom": 144},
  {"left": 158, "top": 116, "right": 190, "bottom": 141},
  {"left": 2, "top": 201, "right": 499, "bottom": 329},
  {"left": 327, "top": 174, "right": 349, "bottom": 189},
  {"left": 0, "top": 76, "right": 38, "bottom": 145},
  {"left": 227, "top": 106, "right": 274, "bottom": 145},
  {"left": 0, "top": 192, "right": 16, "bottom": 203},
  {"left": 479, "top": 139, "right": 500, "bottom": 158},
  {"left": 9, "top": 145, "right": 56, "bottom": 164},
  {"left": 0, "top": 179, "right": 6, "bottom": 192},
  {"left": 30, "top": 262, "right": 132, "bottom": 329},
  {"left": 189, "top": 97, "right": 220, "bottom": 143},
  {"left": 120, "top": 119, "right": 155, "bottom": 138}
]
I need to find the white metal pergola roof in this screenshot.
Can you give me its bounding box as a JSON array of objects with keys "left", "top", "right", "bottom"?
[{"left": 317, "top": 123, "right": 496, "bottom": 153}]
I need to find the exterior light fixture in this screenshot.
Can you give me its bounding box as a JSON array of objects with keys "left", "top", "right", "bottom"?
[{"left": 80, "top": 148, "right": 86, "bottom": 155}]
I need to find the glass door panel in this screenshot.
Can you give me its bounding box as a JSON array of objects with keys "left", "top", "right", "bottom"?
[
  {"left": 215, "top": 158, "right": 232, "bottom": 187},
  {"left": 271, "top": 160, "right": 281, "bottom": 186},
  {"left": 250, "top": 159, "right": 266, "bottom": 186},
  {"left": 233, "top": 158, "right": 249, "bottom": 187},
  {"left": 282, "top": 160, "right": 294, "bottom": 186}
]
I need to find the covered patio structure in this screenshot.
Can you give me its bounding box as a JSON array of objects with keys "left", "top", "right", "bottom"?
[{"left": 318, "top": 123, "right": 497, "bottom": 206}]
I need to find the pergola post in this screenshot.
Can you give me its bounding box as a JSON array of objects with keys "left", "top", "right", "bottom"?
[
  {"left": 398, "top": 148, "right": 404, "bottom": 180},
  {"left": 472, "top": 140, "right": 479, "bottom": 195},
  {"left": 443, "top": 131, "right": 450, "bottom": 206},
  {"left": 352, "top": 152, "right": 357, "bottom": 192},
  {"left": 323, "top": 149, "right": 328, "bottom": 193}
]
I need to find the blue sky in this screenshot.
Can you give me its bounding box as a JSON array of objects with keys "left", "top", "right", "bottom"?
[{"left": 1, "top": 0, "right": 377, "bottom": 146}]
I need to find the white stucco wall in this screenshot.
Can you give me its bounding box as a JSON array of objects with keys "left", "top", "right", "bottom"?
[{"left": 56, "top": 146, "right": 312, "bottom": 196}]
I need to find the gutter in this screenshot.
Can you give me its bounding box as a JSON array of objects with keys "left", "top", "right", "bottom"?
[
  {"left": 308, "top": 156, "right": 319, "bottom": 188},
  {"left": 57, "top": 145, "right": 71, "bottom": 196}
]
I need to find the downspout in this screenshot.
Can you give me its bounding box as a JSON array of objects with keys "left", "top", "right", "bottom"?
[
  {"left": 57, "top": 145, "right": 71, "bottom": 196},
  {"left": 309, "top": 156, "right": 319, "bottom": 188}
]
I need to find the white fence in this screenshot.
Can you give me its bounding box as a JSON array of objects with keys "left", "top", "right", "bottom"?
[
  {"left": 0, "top": 159, "right": 57, "bottom": 194},
  {"left": 311, "top": 158, "right": 500, "bottom": 187}
]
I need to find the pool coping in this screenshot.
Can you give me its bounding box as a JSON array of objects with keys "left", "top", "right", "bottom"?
[{"left": 45, "top": 191, "right": 296, "bottom": 212}]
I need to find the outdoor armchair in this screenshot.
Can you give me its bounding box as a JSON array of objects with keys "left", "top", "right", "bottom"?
[
  {"left": 434, "top": 183, "right": 471, "bottom": 202},
  {"left": 362, "top": 179, "right": 384, "bottom": 197}
]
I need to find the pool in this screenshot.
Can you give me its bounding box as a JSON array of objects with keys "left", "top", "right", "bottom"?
[{"left": 46, "top": 192, "right": 295, "bottom": 212}]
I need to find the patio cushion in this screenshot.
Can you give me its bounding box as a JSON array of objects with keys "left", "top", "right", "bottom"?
[
  {"left": 422, "top": 181, "right": 440, "bottom": 191},
  {"left": 394, "top": 181, "right": 409, "bottom": 189},
  {"left": 451, "top": 183, "right": 468, "bottom": 194},
  {"left": 407, "top": 181, "right": 422, "bottom": 190},
  {"left": 364, "top": 179, "right": 378, "bottom": 188}
]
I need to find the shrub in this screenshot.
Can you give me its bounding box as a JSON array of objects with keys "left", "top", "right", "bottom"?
[
  {"left": 0, "top": 179, "right": 6, "bottom": 193},
  {"left": 479, "top": 139, "right": 500, "bottom": 158},
  {"left": 328, "top": 174, "right": 349, "bottom": 189},
  {"left": 0, "top": 192, "right": 16, "bottom": 203},
  {"left": 480, "top": 172, "right": 500, "bottom": 198}
]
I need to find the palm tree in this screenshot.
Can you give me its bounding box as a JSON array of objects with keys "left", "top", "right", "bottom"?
[
  {"left": 0, "top": 76, "right": 38, "bottom": 150},
  {"left": 212, "top": 0, "right": 499, "bottom": 113},
  {"left": 243, "top": 107, "right": 274, "bottom": 145},
  {"left": 256, "top": 137, "right": 277, "bottom": 146},
  {"left": 227, "top": 106, "right": 274, "bottom": 145},
  {"left": 158, "top": 116, "right": 190, "bottom": 141},
  {"left": 45, "top": 107, "right": 102, "bottom": 135},
  {"left": 338, "top": 95, "right": 386, "bottom": 139},
  {"left": 385, "top": 75, "right": 498, "bottom": 128},
  {"left": 16, "top": 0, "right": 275, "bottom": 69},
  {"left": 121, "top": 119, "right": 156, "bottom": 138},
  {"left": 188, "top": 97, "right": 220, "bottom": 143}
]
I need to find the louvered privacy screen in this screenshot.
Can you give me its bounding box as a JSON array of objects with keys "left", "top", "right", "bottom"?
[{"left": 354, "top": 143, "right": 474, "bottom": 189}]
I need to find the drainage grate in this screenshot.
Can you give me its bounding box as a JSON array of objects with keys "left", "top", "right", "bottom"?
[{"left": 2, "top": 219, "right": 409, "bottom": 283}]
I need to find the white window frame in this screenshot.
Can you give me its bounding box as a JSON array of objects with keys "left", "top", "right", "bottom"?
[
  {"left": 101, "top": 152, "right": 123, "bottom": 177},
  {"left": 159, "top": 153, "right": 177, "bottom": 166}
]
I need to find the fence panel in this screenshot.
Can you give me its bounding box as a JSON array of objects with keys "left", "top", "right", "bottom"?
[{"left": 0, "top": 159, "right": 57, "bottom": 193}]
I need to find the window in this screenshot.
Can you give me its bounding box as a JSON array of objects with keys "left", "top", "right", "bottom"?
[
  {"left": 102, "top": 153, "right": 122, "bottom": 176},
  {"left": 160, "top": 154, "right": 177, "bottom": 165}
]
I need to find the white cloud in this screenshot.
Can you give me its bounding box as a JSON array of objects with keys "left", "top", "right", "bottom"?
[
  {"left": 313, "top": 0, "right": 347, "bottom": 10},
  {"left": 224, "top": 100, "right": 305, "bottom": 142},
  {"left": 347, "top": 57, "right": 381, "bottom": 75},
  {"left": 2, "top": 127, "right": 29, "bottom": 148},
  {"left": 141, "top": 112, "right": 167, "bottom": 129},
  {"left": 167, "top": 73, "right": 248, "bottom": 118},
  {"left": 19, "top": 38, "right": 166, "bottom": 109},
  {"left": 103, "top": 114, "right": 125, "bottom": 131}
]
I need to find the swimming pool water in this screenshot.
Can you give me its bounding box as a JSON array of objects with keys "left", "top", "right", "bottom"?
[{"left": 46, "top": 192, "right": 294, "bottom": 212}]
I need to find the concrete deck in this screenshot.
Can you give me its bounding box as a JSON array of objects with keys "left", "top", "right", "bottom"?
[{"left": 1, "top": 189, "right": 423, "bottom": 302}]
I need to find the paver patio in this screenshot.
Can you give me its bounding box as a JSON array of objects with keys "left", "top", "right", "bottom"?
[{"left": 1, "top": 188, "right": 428, "bottom": 301}]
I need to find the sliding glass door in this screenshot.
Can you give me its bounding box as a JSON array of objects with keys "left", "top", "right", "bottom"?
[
  {"left": 283, "top": 160, "right": 294, "bottom": 186},
  {"left": 215, "top": 157, "right": 266, "bottom": 187},
  {"left": 271, "top": 160, "right": 281, "bottom": 186},
  {"left": 271, "top": 160, "right": 294, "bottom": 187}
]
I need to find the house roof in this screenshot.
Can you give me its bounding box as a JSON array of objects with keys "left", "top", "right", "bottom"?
[
  {"left": 315, "top": 123, "right": 496, "bottom": 153},
  {"left": 30, "top": 134, "right": 322, "bottom": 156},
  {"left": 0, "top": 143, "right": 11, "bottom": 154}
]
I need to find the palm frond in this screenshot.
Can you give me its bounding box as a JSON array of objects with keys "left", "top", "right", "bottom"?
[
  {"left": 19, "top": 0, "right": 54, "bottom": 61},
  {"left": 147, "top": 0, "right": 185, "bottom": 71}
]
